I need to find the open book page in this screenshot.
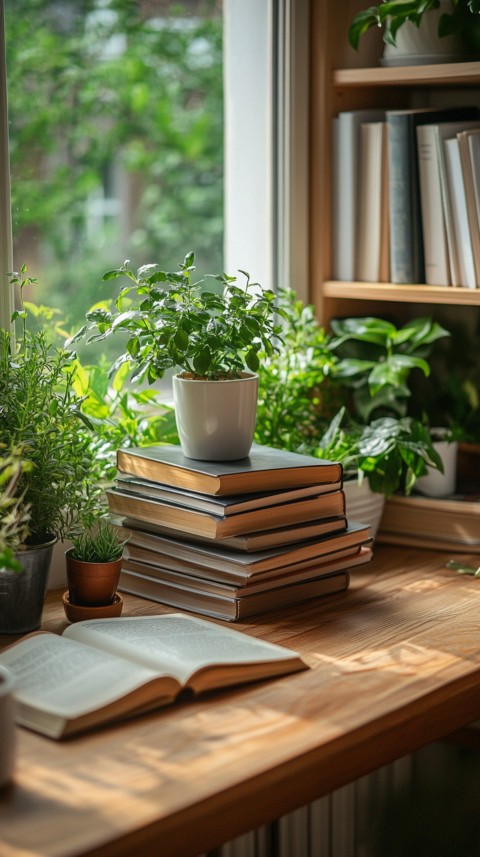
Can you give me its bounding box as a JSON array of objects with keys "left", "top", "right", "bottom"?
[
  {"left": 0, "top": 632, "right": 179, "bottom": 738},
  {"left": 63, "top": 614, "right": 307, "bottom": 690}
]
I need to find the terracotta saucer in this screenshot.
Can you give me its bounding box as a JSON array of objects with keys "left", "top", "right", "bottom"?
[{"left": 62, "top": 591, "right": 123, "bottom": 623}]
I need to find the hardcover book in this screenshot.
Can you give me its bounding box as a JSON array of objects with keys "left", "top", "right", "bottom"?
[
  {"left": 119, "top": 566, "right": 355, "bottom": 621},
  {"left": 116, "top": 443, "right": 343, "bottom": 496},
  {"left": 117, "top": 515, "right": 348, "bottom": 552},
  {"left": 123, "top": 521, "right": 372, "bottom": 585},
  {"left": 106, "top": 488, "right": 346, "bottom": 540},
  {"left": 118, "top": 546, "right": 372, "bottom": 620},
  {"left": 115, "top": 475, "right": 342, "bottom": 516},
  {"left": 356, "top": 121, "right": 389, "bottom": 283},
  {"left": 0, "top": 614, "right": 307, "bottom": 739},
  {"left": 444, "top": 137, "right": 476, "bottom": 288}
]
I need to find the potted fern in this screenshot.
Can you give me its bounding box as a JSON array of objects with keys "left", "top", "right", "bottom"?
[{"left": 70, "top": 251, "right": 283, "bottom": 461}]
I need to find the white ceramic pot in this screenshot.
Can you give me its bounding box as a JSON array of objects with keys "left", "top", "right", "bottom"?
[
  {"left": 0, "top": 665, "right": 15, "bottom": 788},
  {"left": 343, "top": 478, "right": 386, "bottom": 541},
  {"left": 415, "top": 434, "right": 458, "bottom": 497},
  {"left": 382, "top": 1, "right": 465, "bottom": 66},
  {"left": 173, "top": 372, "right": 259, "bottom": 461}
]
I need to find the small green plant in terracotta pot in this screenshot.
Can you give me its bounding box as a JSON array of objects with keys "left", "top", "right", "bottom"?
[{"left": 66, "top": 518, "right": 129, "bottom": 608}]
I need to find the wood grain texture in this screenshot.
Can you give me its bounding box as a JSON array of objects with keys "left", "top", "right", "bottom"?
[{"left": 1, "top": 545, "right": 480, "bottom": 857}]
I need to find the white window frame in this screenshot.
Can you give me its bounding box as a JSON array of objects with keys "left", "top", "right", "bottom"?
[{"left": 223, "top": 0, "right": 310, "bottom": 299}]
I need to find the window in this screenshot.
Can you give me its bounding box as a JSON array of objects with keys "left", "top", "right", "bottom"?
[
  {"left": 4, "top": 0, "right": 224, "bottom": 334},
  {"left": 0, "top": 0, "right": 310, "bottom": 331}
]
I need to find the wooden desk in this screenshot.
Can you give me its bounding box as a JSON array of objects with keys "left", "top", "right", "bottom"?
[{"left": 1, "top": 545, "right": 480, "bottom": 857}]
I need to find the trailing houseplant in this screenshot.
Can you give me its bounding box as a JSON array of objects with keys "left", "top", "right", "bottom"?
[{"left": 70, "top": 251, "right": 283, "bottom": 460}]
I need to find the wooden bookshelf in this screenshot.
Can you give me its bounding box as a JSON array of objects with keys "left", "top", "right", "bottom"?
[{"left": 309, "top": 1, "right": 480, "bottom": 326}]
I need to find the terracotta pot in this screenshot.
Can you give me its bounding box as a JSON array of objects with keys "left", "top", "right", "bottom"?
[{"left": 65, "top": 550, "right": 123, "bottom": 606}]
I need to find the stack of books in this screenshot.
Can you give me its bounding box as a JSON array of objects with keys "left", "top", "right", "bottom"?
[
  {"left": 378, "top": 492, "right": 480, "bottom": 552},
  {"left": 107, "top": 444, "right": 373, "bottom": 621}
]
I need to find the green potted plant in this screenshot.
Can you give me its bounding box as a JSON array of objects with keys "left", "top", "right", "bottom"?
[
  {"left": 348, "top": 0, "right": 480, "bottom": 65},
  {"left": 0, "top": 269, "right": 101, "bottom": 633},
  {"left": 327, "top": 314, "right": 450, "bottom": 501},
  {"left": 255, "top": 296, "right": 447, "bottom": 535},
  {"left": 64, "top": 517, "right": 129, "bottom": 621},
  {"left": 70, "top": 251, "right": 283, "bottom": 461}
]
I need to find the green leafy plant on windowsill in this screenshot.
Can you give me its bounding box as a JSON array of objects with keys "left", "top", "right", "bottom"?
[{"left": 68, "top": 251, "right": 284, "bottom": 384}]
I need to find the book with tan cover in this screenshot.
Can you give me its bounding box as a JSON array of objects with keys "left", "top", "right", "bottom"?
[{"left": 116, "top": 443, "right": 343, "bottom": 496}]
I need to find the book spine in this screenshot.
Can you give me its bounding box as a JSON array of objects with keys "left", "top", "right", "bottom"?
[
  {"left": 458, "top": 132, "right": 480, "bottom": 286},
  {"left": 387, "top": 114, "right": 417, "bottom": 284},
  {"left": 444, "top": 138, "right": 477, "bottom": 288},
  {"left": 417, "top": 125, "right": 451, "bottom": 286},
  {"left": 332, "top": 115, "right": 356, "bottom": 281},
  {"left": 356, "top": 122, "right": 387, "bottom": 283}
]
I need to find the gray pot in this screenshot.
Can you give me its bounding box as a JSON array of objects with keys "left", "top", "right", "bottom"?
[{"left": 0, "top": 537, "right": 56, "bottom": 634}]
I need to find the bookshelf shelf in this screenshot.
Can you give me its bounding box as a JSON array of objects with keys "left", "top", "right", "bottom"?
[
  {"left": 322, "top": 282, "right": 480, "bottom": 306},
  {"left": 333, "top": 61, "right": 480, "bottom": 90}
]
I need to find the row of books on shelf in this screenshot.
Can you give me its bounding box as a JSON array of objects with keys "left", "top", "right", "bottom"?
[
  {"left": 332, "top": 104, "right": 480, "bottom": 288},
  {"left": 108, "top": 443, "right": 373, "bottom": 621}
]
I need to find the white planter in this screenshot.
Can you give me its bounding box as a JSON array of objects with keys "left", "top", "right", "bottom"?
[
  {"left": 0, "top": 666, "right": 15, "bottom": 788},
  {"left": 343, "top": 478, "right": 386, "bottom": 541},
  {"left": 415, "top": 435, "right": 458, "bottom": 497},
  {"left": 173, "top": 372, "right": 259, "bottom": 461},
  {"left": 382, "top": 1, "right": 465, "bottom": 66}
]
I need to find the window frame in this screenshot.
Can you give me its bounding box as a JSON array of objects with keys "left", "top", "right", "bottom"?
[
  {"left": 223, "top": 0, "right": 310, "bottom": 296},
  {"left": 0, "top": 0, "right": 13, "bottom": 330},
  {"left": 0, "top": 0, "right": 311, "bottom": 326}
]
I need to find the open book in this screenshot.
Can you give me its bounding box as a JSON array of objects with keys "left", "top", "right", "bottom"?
[{"left": 0, "top": 614, "right": 307, "bottom": 739}]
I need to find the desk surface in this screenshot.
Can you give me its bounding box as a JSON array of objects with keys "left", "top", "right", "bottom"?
[{"left": 1, "top": 545, "right": 480, "bottom": 857}]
